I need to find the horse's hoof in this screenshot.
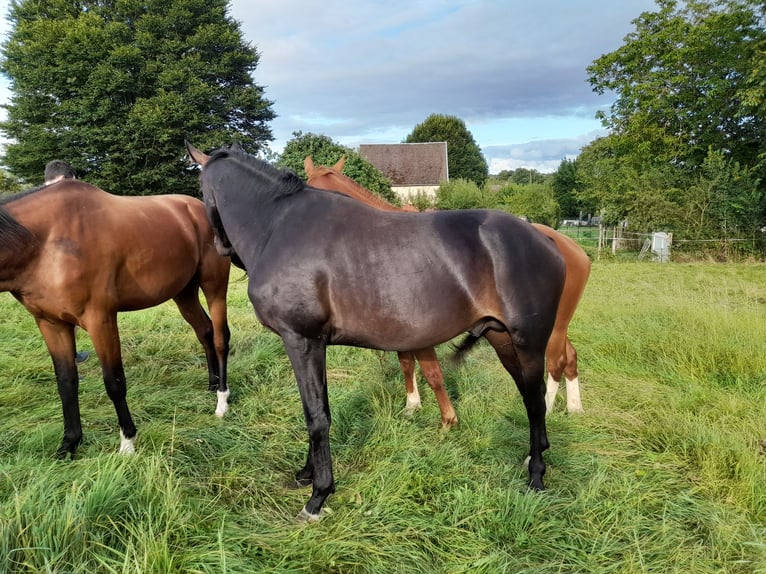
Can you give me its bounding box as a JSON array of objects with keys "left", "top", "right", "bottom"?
[
  {"left": 440, "top": 416, "right": 458, "bottom": 429},
  {"left": 215, "top": 389, "right": 230, "bottom": 417},
  {"left": 56, "top": 448, "right": 75, "bottom": 460},
  {"left": 296, "top": 507, "right": 322, "bottom": 523},
  {"left": 119, "top": 431, "right": 136, "bottom": 454}
]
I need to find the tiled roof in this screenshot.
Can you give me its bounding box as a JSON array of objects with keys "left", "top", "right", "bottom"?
[{"left": 359, "top": 142, "right": 448, "bottom": 186}]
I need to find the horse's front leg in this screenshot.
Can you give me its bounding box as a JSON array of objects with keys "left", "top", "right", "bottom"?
[
  {"left": 397, "top": 351, "right": 421, "bottom": 415},
  {"left": 414, "top": 347, "right": 458, "bottom": 428},
  {"left": 280, "top": 331, "right": 334, "bottom": 521},
  {"left": 85, "top": 313, "right": 137, "bottom": 454},
  {"left": 36, "top": 319, "right": 81, "bottom": 457},
  {"left": 173, "top": 283, "right": 231, "bottom": 417}
]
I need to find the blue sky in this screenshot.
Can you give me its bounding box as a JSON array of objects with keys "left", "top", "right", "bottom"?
[{"left": 0, "top": 0, "right": 658, "bottom": 173}]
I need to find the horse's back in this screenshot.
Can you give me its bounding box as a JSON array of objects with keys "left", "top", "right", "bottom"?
[
  {"left": 9, "top": 181, "right": 220, "bottom": 312},
  {"left": 250, "top": 198, "right": 565, "bottom": 350}
]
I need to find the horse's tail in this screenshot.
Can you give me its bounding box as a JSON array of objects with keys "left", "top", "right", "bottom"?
[
  {"left": 0, "top": 207, "right": 38, "bottom": 250},
  {"left": 450, "top": 333, "right": 482, "bottom": 365}
]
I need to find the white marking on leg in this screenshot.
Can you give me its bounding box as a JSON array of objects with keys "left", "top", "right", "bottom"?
[
  {"left": 215, "top": 389, "right": 230, "bottom": 417},
  {"left": 545, "top": 373, "right": 559, "bottom": 414},
  {"left": 119, "top": 430, "right": 136, "bottom": 454},
  {"left": 296, "top": 506, "right": 322, "bottom": 523},
  {"left": 403, "top": 373, "right": 422, "bottom": 416},
  {"left": 565, "top": 376, "right": 584, "bottom": 413}
]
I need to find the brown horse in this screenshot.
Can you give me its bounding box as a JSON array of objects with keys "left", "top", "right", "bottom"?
[
  {"left": 187, "top": 142, "right": 566, "bottom": 520},
  {"left": 304, "top": 156, "right": 591, "bottom": 421},
  {"left": 0, "top": 180, "right": 231, "bottom": 457}
]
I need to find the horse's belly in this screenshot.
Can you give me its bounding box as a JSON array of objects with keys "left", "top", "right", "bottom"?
[{"left": 328, "top": 297, "right": 480, "bottom": 351}]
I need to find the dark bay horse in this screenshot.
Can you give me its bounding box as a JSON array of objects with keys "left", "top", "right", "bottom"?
[
  {"left": 305, "top": 156, "right": 592, "bottom": 421},
  {"left": 186, "top": 142, "right": 566, "bottom": 521},
  {"left": 0, "top": 180, "right": 231, "bottom": 457}
]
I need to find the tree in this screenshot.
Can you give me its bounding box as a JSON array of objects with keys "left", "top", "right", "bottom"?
[
  {"left": 497, "top": 183, "right": 560, "bottom": 227},
  {"left": 277, "top": 132, "right": 398, "bottom": 205},
  {"left": 587, "top": 0, "right": 766, "bottom": 177},
  {"left": 405, "top": 114, "right": 489, "bottom": 187},
  {"left": 551, "top": 158, "right": 579, "bottom": 218},
  {"left": 0, "top": 0, "right": 275, "bottom": 195}
]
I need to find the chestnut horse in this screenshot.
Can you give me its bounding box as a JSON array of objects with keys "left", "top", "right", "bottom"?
[
  {"left": 0, "top": 180, "right": 231, "bottom": 457},
  {"left": 304, "top": 156, "right": 591, "bottom": 421},
  {"left": 187, "top": 142, "right": 566, "bottom": 521}
]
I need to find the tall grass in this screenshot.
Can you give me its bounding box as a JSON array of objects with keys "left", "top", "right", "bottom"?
[{"left": 1, "top": 262, "right": 765, "bottom": 573}]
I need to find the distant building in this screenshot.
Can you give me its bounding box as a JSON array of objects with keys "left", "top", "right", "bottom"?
[{"left": 359, "top": 142, "right": 448, "bottom": 202}]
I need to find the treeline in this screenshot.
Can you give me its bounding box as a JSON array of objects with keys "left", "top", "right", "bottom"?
[{"left": 1, "top": 0, "right": 763, "bottom": 256}]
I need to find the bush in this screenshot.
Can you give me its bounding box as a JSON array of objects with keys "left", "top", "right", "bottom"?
[
  {"left": 496, "top": 183, "right": 560, "bottom": 227},
  {"left": 436, "top": 178, "right": 495, "bottom": 210}
]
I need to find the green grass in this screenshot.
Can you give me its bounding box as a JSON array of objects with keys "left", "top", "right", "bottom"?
[{"left": 1, "top": 262, "right": 765, "bottom": 573}]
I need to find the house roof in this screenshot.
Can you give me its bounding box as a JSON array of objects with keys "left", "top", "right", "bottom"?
[{"left": 359, "top": 142, "right": 448, "bottom": 186}]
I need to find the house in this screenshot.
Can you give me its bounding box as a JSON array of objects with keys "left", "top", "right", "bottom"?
[{"left": 358, "top": 142, "right": 448, "bottom": 203}]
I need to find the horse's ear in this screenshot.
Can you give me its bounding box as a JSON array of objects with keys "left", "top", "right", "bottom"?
[
  {"left": 333, "top": 156, "right": 346, "bottom": 172},
  {"left": 186, "top": 141, "right": 209, "bottom": 166},
  {"left": 304, "top": 156, "right": 315, "bottom": 174}
]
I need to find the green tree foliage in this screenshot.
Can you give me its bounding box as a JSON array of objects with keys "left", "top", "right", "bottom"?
[
  {"left": 580, "top": 0, "right": 766, "bottom": 244},
  {"left": 497, "top": 183, "right": 560, "bottom": 227},
  {"left": 587, "top": 0, "right": 766, "bottom": 176},
  {"left": 405, "top": 114, "right": 489, "bottom": 187},
  {"left": 0, "top": 169, "right": 23, "bottom": 196},
  {"left": 551, "top": 158, "right": 595, "bottom": 218},
  {"left": 495, "top": 167, "right": 547, "bottom": 185},
  {"left": 680, "top": 149, "right": 764, "bottom": 239},
  {"left": 0, "top": 0, "right": 275, "bottom": 195},
  {"left": 277, "top": 132, "right": 398, "bottom": 205},
  {"left": 435, "top": 178, "right": 495, "bottom": 210}
]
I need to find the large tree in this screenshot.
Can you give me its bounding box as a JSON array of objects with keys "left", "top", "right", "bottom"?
[
  {"left": 405, "top": 114, "right": 489, "bottom": 187},
  {"left": 580, "top": 0, "right": 766, "bottom": 241},
  {"left": 587, "top": 0, "right": 766, "bottom": 177},
  {"left": 0, "top": 0, "right": 275, "bottom": 195}
]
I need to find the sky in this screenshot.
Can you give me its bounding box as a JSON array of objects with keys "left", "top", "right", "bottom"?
[{"left": 0, "top": 0, "right": 658, "bottom": 174}]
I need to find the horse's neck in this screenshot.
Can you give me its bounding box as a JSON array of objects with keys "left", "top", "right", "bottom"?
[{"left": 312, "top": 173, "right": 399, "bottom": 213}]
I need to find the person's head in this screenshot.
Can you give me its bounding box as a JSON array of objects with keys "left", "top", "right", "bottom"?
[{"left": 44, "top": 160, "right": 76, "bottom": 185}]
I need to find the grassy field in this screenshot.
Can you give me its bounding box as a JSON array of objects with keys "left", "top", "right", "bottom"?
[{"left": 1, "top": 261, "right": 765, "bottom": 573}]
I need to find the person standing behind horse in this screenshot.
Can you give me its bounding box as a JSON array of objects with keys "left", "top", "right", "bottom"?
[
  {"left": 44, "top": 159, "right": 77, "bottom": 185},
  {"left": 43, "top": 159, "right": 90, "bottom": 365}
]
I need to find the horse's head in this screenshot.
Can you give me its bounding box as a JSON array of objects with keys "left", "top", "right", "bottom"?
[
  {"left": 304, "top": 155, "right": 346, "bottom": 180},
  {"left": 186, "top": 141, "right": 244, "bottom": 267}
]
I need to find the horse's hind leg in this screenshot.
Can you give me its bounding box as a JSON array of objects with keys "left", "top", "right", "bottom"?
[
  {"left": 199, "top": 257, "right": 232, "bottom": 415},
  {"left": 37, "top": 320, "right": 83, "bottom": 457},
  {"left": 544, "top": 326, "right": 567, "bottom": 414},
  {"left": 398, "top": 351, "right": 422, "bottom": 415},
  {"left": 84, "top": 314, "right": 138, "bottom": 454},
  {"left": 414, "top": 348, "right": 457, "bottom": 428},
  {"left": 485, "top": 330, "right": 549, "bottom": 491},
  {"left": 173, "top": 282, "right": 230, "bottom": 417},
  {"left": 563, "top": 337, "right": 583, "bottom": 413}
]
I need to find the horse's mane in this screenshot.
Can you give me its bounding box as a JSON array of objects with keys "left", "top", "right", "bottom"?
[
  {"left": 0, "top": 184, "right": 46, "bottom": 206},
  {"left": 207, "top": 148, "right": 306, "bottom": 199},
  {"left": 307, "top": 166, "right": 397, "bottom": 212}
]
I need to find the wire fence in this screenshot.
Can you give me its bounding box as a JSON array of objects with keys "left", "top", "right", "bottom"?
[{"left": 556, "top": 225, "right": 764, "bottom": 261}]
